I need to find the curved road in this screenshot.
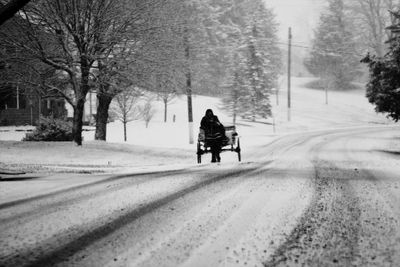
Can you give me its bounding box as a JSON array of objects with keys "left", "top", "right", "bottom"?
[{"left": 1, "top": 126, "right": 400, "bottom": 267}]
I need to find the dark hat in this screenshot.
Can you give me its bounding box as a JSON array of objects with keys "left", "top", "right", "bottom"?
[{"left": 205, "top": 109, "right": 214, "bottom": 116}]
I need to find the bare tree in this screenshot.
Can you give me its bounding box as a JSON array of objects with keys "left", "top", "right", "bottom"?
[
  {"left": 154, "top": 73, "right": 178, "bottom": 123},
  {"left": 93, "top": 0, "right": 185, "bottom": 141},
  {"left": 349, "top": 0, "right": 400, "bottom": 56},
  {"left": 140, "top": 96, "right": 155, "bottom": 128},
  {"left": 111, "top": 87, "right": 141, "bottom": 142},
  {"left": 159, "top": 88, "right": 175, "bottom": 124},
  {"left": 1, "top": 0, "right": 156, "bottom": 145}
]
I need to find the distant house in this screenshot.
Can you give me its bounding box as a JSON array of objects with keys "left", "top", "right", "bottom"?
[
  {"left": 0, "top": 86, "right": 67, "bottom": 126},
  {"left": 0, "top": 86, "right": 96, "bottom": 126},
  {"left": 0, "top": 11, "right": 100, "bottom": 127},
  {"left": 65, "top": 92, "right": 97, "bottom": 125},
  {"left": 0, "top": 13, "right": 68, "bottom": 126}
]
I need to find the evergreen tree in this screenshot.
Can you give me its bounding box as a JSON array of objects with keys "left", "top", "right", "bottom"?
[
  {"left": 305, "top": 0, "right": 361, "bottom": 90},
  {"left": 222, "top": 54, "right": 247, "bottom": 125},
  {"left": 243, "top": 24, "right": 272, "bottom": 120},
  {"left": 221, "top": 0, "right": 280, "bottom": 121},
  {"left": 363, "top": 10, "right": 400, "bottom": 121}
]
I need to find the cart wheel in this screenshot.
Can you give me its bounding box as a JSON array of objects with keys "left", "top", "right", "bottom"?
[
  {"left": 237, "top": 138, "right": 241, "bottom": 162},
  {"left": 197, "top": 142, "right": 202, "bottom": 164}
]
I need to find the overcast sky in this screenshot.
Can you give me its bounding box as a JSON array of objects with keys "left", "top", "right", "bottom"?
[{"left": 264, "top": 0, "right": 327, "bottom": 46}]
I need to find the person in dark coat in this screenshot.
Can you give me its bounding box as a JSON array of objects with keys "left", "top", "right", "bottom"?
[{"left": 200, "top": 109, "right": 225, "bottom": 163}]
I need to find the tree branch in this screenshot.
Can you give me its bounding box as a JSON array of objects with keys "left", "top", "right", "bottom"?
[{"left": 0, "top": 0, "right": 31, "bottom": 26}]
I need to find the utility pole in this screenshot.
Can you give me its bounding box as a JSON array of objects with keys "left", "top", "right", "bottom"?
[
  {"left": 287, "top": 27, "right": 292, "bottom": 122},
  {"left": 184, "top": 25, "right": 194, "bottom": 144},
  {"left": 323, "top": 76, "right": 329, "bottom": 105},
  {"left": 272, "top": 111, "right": 276, "bottom": 134},
  {"left": 29, "top": 97, "right": 33, "bottom": 125},
  {"left": 325, "top": 86, "right": 328, "bottom": 105}
]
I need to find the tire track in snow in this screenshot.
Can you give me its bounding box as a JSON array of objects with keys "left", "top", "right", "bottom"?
[
  {"left": 0, "top": 168, "right": 193, "bottom": 211},
  {"left": 104, "top": 168, "right": 281, "bottom": 267},
  {"left": 2, "top": 164, "right": 266, "bottom": 267},
  {"left": 342, "top": 135, "right": 400, "bottom": 265},
  {"left": 0, "top": 168, "right": 206, "bottom": 227},
  {"left": 262, "top": 127, "right": 396, "bottom": 266},
  {"left": 3, "top": 126, "right": 391, "bottom": 267},
  {"left": 264, "top": 160, "right": 362, "bottom": 267}
]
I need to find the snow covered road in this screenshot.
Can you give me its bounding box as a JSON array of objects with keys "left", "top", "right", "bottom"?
[{"left": 1, "top": 126, "right": 400, "bottom": 267}]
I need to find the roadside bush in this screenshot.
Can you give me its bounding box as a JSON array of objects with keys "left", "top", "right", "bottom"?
[
  {"left": 0, "top": 118, "right": 9, "bottom": 126},
  {"left": 23, "top": 116, "right": 73, "bottom": 141}
]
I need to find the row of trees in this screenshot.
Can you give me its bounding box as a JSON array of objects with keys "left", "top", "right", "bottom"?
[
  {"left": 305, "top": 0, "right": 400, "bottom": 122},
  {"left": 350, "top": 0, "right": 400, "bottom": 122},
  {"left": 1, "top": 0, "right": 282, "bottom": 145},
  {"left": 306, "top": 0, "right": 400, "bottom": 90},
  {"left": 0, "top": 0, "right": 188, "bottom": 145},
  {"left": 1, "top": 0, "right": 165, "bottom": 144}
]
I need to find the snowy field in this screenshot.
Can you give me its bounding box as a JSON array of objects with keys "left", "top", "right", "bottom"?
[
  {"left": 0, "top": 77, "right": 393, "bottom": 172},
  {"left": 87, "top": 77, "right": 392, "bottom": 149}
]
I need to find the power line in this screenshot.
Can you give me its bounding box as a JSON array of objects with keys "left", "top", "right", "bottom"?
[
  {"left": 188, "top": 41, "right": 367, "bottom": 58},
  {"left": 274, "top": 41, "right": 366, "bottom": 57}
]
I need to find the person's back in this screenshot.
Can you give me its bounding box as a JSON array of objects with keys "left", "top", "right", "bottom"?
[
  {"left": 201, "top": 115, "right": 223, "bottom": 141},
  {"left": 200, "top": 109, "right": 225, "bottom": 162}
]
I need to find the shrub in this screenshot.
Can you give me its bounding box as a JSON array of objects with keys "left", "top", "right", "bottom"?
[
  {"left": 23, "top": 116, "right": 73, "bottom": 141},
  {"left": 0, "top": 118, "right": 9, "bottom": 126}
]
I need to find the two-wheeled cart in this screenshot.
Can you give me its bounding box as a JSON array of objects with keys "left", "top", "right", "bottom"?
[{"left": 196, "top": 125, "right": 241, "bottom": 163}]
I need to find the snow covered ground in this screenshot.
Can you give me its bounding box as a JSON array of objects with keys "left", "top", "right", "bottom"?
[
  {"left": 0, "top": 77, "right": 392, "bottom": 172},
  {"left": 2, "top": 124, "right": 400, "bottom": 266},
  {"left": 2, "top": 77, "right": 400, "bottom": 267},
  {"left": 85, "top": 77, "right": 392, "bottom": 149}
]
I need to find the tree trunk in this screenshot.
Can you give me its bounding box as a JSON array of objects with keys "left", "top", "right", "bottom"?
[
  {"left": 164, "top": 99, "right": 168, "bottom": 123},
  {"left": 72, "top": 97, "right": 85, "bottom": 146},
  {"left": 95, "top": 93, "right": 113, "bottom": 141},
  {"left": 72, "top": 62, "right": 90, "bottom": 146},
  {"left": 184, "top": 26, "right": 194, "bottom": 144},
  {"left": 123, "top": 121, "right": 127, "bottom": 141}
]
